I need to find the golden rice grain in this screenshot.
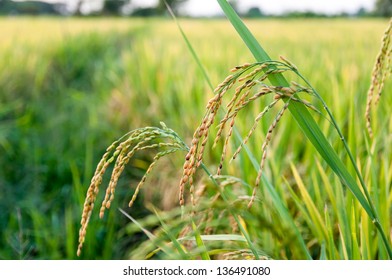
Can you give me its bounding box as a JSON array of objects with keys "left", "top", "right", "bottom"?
[
  {"left": 77, "top": 124, "right": 187, "bottom": 256},
  {"left": 365, "top": 18, "right": 392, "bottom": 137}
]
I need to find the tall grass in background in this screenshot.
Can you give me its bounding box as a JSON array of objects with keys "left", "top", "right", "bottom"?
[
  {"left": 0, "top": 14, "right": 391, "bottom": 259},
  {"left": 0, "top": 19, "right": 149, "bottom": 259}
]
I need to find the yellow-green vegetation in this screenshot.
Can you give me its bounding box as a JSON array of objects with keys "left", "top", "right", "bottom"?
[{"left": 0, "top": 16, "right": 391, "bottom": 260}]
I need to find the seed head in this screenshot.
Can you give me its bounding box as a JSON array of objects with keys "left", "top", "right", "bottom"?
[
  {"left": 77, "top": 125, "right": 186, "bottom": 256},
  {"left": 365, "top": 18, "right": 392, "bottom": 138}
]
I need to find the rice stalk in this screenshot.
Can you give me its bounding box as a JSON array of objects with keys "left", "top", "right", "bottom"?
[
  {"left": 77, "top": 123, "right": 187, "bottom": 256},
  {"left": 365, "top": 18, "right": 392, "bottom": 137},
  {"left": 217, "top": 0, "right": 392, "bottom": 258},
  {"left": 179, "top": 59, "right": 319, "bottom": 210}
]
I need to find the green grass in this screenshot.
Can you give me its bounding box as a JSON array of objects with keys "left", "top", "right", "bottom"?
[
  {"left": 217, "top": 0, "right": 390, "bottom": 257},
  {"left": 0, "top": 16, "right": 391, "bottom": 260}
]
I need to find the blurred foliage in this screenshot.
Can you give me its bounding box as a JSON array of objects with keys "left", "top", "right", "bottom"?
[
  {"left": 375, "top": 0, "right": 392, "bottom": 17},
  {"left": 102, "top": 0, "right": 130, "bottom": 15},
  {"left": 0, "top": 0, "right": 380, "bottom": 17},
  {"left": 0, "top": 23, "right": 152, "bottom": 259},
  {"left": 0, "top": 0, "right": 62, "bottom": 15},
  {"left": 156, "top": 0, "right": 187, "bottom": 15}
]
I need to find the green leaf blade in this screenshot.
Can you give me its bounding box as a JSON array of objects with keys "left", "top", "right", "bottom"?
[{"left": 216, "top": 0, "right": 374, "bottom": 219}]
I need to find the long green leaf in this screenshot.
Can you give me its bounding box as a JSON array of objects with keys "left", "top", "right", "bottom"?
[
  {"left": 216, "top": 0, "right": 373, "bottom": 219},
  {"left": 191, "top": 221, "right": 211, "bottom": 260},
  {"left": 218, "top": 0, "right": 392, "bottom": 259}
]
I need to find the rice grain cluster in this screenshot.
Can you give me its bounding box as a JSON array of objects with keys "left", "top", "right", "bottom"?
[
  {"left": 365, "top": 18, "right": 392, "bottom": 137},
  {"left": 77, "top": 123, "right": 187, "bottom": 256},
  {"left": 179, "top": 58, "right": 317, "bottom": 209}
]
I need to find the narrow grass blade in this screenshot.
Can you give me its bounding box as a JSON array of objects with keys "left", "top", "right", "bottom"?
[
  {"left": 191, "top": 221, "right": 211, "bottom": 260},
  {"left": 338, "top": 224, "right": 349, "bottom": 260},
  {"left": 164, "top": 1, "right": 214, "bottom": 89},
  {"left": 319, "top": 242, "right": 327, "bottom": 260},
  {"left": 324, "top": 206, "right": 337, "bottom": 260},
  {"left": 269, "top": 179, "right": 312, "bottom": 259},
  {"left": 285, "top": 179, "right": 318, "bottom": 238},
  {"left": 360, "top": 209, "right": 371, "bottom": 259},
  {"left": 152, "top": 208, "right": 189, "bottom": 259},
  {"left": 119, "top": 208, "right": 186, "bottom": 259},
  {"left": 119, "top": 208, "right": 155, "bottom": 240},
  {"left": 350, "top": 203, "right": 361, "bottom": 260},
  {"left": 291, "top": 164, "right": 328, "bottom": 240}
]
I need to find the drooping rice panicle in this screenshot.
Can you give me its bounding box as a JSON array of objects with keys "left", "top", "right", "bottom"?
[
  {"left": 100, "top": 139, "right": 149, "bottom": 218},
  {"left": 214, "top": 82, "right": 251, "bottom": 148},
  {"left": 249, "top": 100, "right": 291, "bottom": 209},
  {"left": 279, "top": 55, "right": 298, "bottom": 71},
  {"left": 77, "top": 124, "right": 187, "bottom": 256},
  {"left": 229, "top": 62, "right": 252, "bottom": 73},
  {"left": 180, "top": 60, "right": 314, "bottom": 213},
  {"left": 217, "top": 116, "right": 236, "bottom": 175},
  {"left": 365, "top": 18, "right": 392, "bottom": 137},
  {"left": 179, "top": 71, "right": 241, "bottom": 204},
  {"left": 238, "top": 64, "right": 267, "bottom": 82},
  {"left": 129, "top": 148, "right": 180, "bottom": 208},
  {"left": 231, "top": 99, "right": 279, "bottom": 161}
]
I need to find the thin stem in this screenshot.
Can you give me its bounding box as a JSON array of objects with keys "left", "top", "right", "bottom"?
[
  {"left": 375, "top": 222, "right": 392, "bottom": 258},
  {"left": 168, "top": 1, "right": 274, "bottom": 194},
  {"left": 200, "top": 162, "right": 260, "bottom": 260},
  {"left": 295, "top": 71, "right": 392, "bottom": 258},
  {"left": 175, "top": 135, "right": 260, "bottom": 259}
]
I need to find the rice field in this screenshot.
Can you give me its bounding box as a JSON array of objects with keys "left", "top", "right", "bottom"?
[{"left": 0, "top": 16, "right": 391, "bottom": 260}]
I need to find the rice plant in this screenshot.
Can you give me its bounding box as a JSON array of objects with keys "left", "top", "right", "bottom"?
[
  {"left": 366, "top": 18, "right": 392, "bottom": 138},
  {"left": 77, "top": 2, "right": 392, "bottom": 260}
]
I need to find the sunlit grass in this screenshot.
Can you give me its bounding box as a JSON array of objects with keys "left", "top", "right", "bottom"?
[{"left": 0, "top": 16, "right": 391, "bottom": 259}]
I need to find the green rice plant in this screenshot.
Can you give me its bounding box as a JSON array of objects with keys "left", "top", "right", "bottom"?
[
  {"left": 77, "top": 123, "right": 188, "bottom": 256},
  {"left": 76, "top": 121, "right": 267, "bottom": 259},
  {"left": 365, "top": 18, "right": 392, "bottom": 137},
  {"left": 216, "top": 0, "right": 392, "bottom": 258},
  {"left": 76, "top": 5, "right": 392, "bottom": 260}
]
